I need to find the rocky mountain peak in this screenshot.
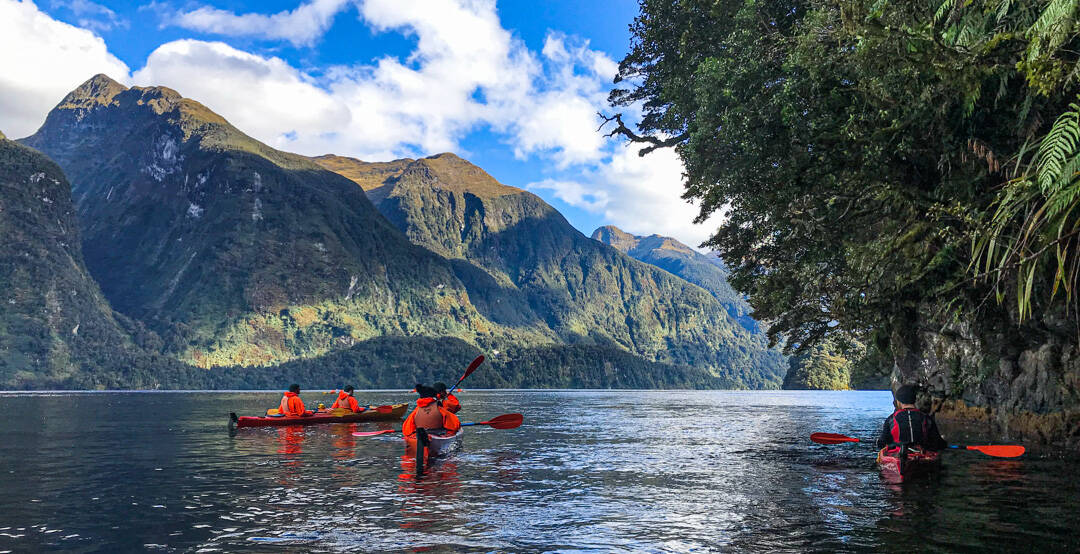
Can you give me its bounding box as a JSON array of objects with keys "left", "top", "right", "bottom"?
[
  {"left": 313, "top": 151, "right": 522, "bottom": 200},
  {"left": 591, "top": 225, "right": 639, "bottom": 252},
  {"left": 403, "top": 153, "right": 521, "bottom": 199},
  {"left": 57, "top": 73, "right": 127, "bottom": 111},
  {"left": 0, "top": 129, "right": 6, "bottom": 140}
]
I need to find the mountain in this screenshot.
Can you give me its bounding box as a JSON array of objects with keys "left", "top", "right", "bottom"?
[
  {"left": 0, "top": 131, "right": 196, "bottom": 388},
  {"left": 313, "top": 153, "right": 786, "bottom": 387},
  {"left": 20, "top": 75, "right": 507, "bottom": 369},
  {"left": 11, "top": 74, "right": 784, "bottom": 388},
  {"left": 591, "top": 225, "right": 759, "bottom": 332}
]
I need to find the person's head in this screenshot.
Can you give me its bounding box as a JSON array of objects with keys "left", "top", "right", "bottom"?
[
  {"left": 288, "top": 383, "right": 300, "bottom": 393},
  {"left": 893, "top": 384, "right": 917, "bottom": 406},
  {"left": 343, "top": 385, "right": 355, "bottom": 394},
  {"left": 414, "top": 384, "right": 437, "bottom": 399},
  {"left": 433, "top": 382, "right": 448, "bottom": 395}
]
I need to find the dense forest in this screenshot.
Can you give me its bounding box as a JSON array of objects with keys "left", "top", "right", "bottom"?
[{"left": 607, "top": 0, "right": 1080, "bottom": 442}]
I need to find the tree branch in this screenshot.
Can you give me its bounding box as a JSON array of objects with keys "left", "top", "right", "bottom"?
[{"left": 597, "top": 112, "right": 688, "bottom": 156}]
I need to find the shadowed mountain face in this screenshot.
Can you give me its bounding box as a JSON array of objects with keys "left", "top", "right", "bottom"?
[
  {"left": 591, "top": 225, "right": 760, "bottom": 333},
  {"left": 315, "top": 153, "right": 786, "bottom": 387},
  {"left": 21, "top": 75, "right": 499, "bottom": 368},
  {"left": 0, "top": 133, "right": 134, "bottom": 386}
]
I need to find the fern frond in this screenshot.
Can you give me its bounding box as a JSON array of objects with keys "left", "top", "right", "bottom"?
[
  {"left": 1035, "top": 101, "right": 1080, "bottom": 192},
  {"left": 934, "top": 0, "right": 960, "bottom": 24}
]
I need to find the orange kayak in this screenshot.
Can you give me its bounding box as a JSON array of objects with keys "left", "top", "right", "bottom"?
[{"left": 230, "top": 403, "right": 407, "bottom": 428}]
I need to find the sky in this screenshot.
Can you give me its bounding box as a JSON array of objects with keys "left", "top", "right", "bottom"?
[{"left": 0, "top": 0, "right": 721, "bottom": 247}]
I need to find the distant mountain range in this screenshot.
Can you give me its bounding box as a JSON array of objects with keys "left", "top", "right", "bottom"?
[
  {"left": 591, "top": 225, "right": 759, "bottom": 333},
  {"left": 0, "top": 74, "right": 786, "bottom": 389}
]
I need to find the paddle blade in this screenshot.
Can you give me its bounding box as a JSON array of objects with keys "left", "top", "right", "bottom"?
[
  {"left": 481, "top": 413, "right": 523, "bottom": 429},
  {"left": 352, "top": 429, "right": 398, "bottom": 437},
  {"left": 460, "top": 355, "right": 484, "bottom": 381},
  {"left": 810, "top": 432, "right": 860, "bottom": 445},
  {"left": 967, "top": 444, "right": 1025, "bottom": 458},
  {"left": 266, "top": 408, "right": 281, "bottom": 416}
]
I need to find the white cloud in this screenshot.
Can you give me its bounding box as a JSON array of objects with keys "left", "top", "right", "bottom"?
[
  {"left": 528, "top": 145, "right": 720, "bottom": 249},
  {"left": 132, "top": 40, "right": 352, "bottom": 153},
  {"left": 527, "top": 178, "right": 609, "bottom": 212},
  {"left": 56, "top": 0, "right": 128, "bottom": 32},
  {"left": 0, "top": 0, "right": 718, "bottom": 248},
  {"left": 168, "top": 0, "right": 352, "bottom": 47},
  {"left": 0, "top": 0, "right": 131, "bottom": 138}
]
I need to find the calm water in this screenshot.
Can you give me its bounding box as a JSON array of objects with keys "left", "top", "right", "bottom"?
[{"left": 0, "top": 390, "right": 1076, "bottom": 552}]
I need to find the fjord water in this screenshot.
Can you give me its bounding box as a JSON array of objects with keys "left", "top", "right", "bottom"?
[{"left": 0, "top": 391, "right": 1075, "bottom": 552}]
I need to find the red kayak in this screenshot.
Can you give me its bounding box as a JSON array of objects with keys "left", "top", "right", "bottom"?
[
  {"left": 877, "top": 446, "right": 941, "bottom": 483},
  {"left": 230, "top": 403, "right": 408, "bottom": 428}
]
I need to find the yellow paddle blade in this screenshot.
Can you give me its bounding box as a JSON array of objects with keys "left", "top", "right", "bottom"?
[{"left": 265, "top": 408, "right": 281, "bottom": 416}]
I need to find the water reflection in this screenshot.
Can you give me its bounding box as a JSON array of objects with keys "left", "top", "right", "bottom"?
[{"left": 0, "top": 390, "right": 1077, "bottom": 552}]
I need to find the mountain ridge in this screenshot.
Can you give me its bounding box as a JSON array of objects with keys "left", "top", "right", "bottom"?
[
  {"left": 316, "top": 152, "right": 786, "bottom": 387},
  {"left": 21, "top": 74, "right": 504, "bottom": 369}
]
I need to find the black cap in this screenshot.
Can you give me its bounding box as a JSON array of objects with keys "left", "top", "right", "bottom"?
[
  {"left": 288, "top": 383, "right": 300, "bottom": 393},
  {"left": 415, "top": 384, "right": 437, "bottom": 398},
  {"left": 894, "top": 384, "right": 917, "bottom": 404},
  {"left": 433, "top": 382, "right": 448, "bottom": 394},
  {"left": 343, "top": 385, "right": 355, "bottom": 393}
]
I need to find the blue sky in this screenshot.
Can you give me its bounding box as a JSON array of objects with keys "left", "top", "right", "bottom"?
[{"left": 1, "top": 0, "right": 720, "bottom": 247}]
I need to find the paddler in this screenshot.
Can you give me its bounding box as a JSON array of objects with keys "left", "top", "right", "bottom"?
[
  {"left": 330, "top": 385, "right": 362, "bottom": 412},
  {"left": 403, "top": 384, "right": 461, "bottom": 437},
  {"left": 433, "top": 382, "right": 461, "bottom": 414},
  {"left": 279, "top": 384, "right": 314, "bottom": 417},
  {"left": 875, "top": 384, "right": 947, "bottom": 452}
]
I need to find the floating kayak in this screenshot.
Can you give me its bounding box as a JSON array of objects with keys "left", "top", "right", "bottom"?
[
  {"left": 404, "top": 427, "right": 463, "bottom": 476},
  {"left": 230, "top": 403, "right": 408, "bottom": 428},
  {"left": 877, "top": 446, "right": 941, "bottom": 483}
]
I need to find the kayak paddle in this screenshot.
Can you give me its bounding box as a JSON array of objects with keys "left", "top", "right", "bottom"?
[
  {"left": 810, "top": 432, "right": 860, "bottom": 444},
  {"left": 461, "top": 413, "right": 523, "bottom": 429},
  {"left": 351, "top": 413, "right": 523, "bottom": 437},
  {"left": 811, "top": 432, "right": 1025, "bottom": 458},
  {"left": 949, "top": 444, "right": 1026, "bottom": 458},
  {"left": 447, "top": 355, "right": 484, "bottom": 395},
  {"left": 352, "top": 429, "right": 399, "bottom": 437},
  {"left": 265, "top": 404, "right": 395, "bottom": 417}
]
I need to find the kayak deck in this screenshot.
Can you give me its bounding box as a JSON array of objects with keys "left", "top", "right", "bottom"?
[
  {"left": 405, "top": 427, "right": 463, "bottom": 459},
  {"left": 230, "top": 403, "right": 407, "bottom": 428},
  {"left": 877, "top": 446, "right": 941, "bottom": 483}
]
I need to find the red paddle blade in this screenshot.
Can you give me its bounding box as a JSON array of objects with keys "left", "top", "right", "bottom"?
[
  {"left": 460, "top": 355, "right": 484, "bottom": 381},
  {"left": 810, "top": 432, "right": 860, "bottom": 444},
  {"left": 352, "top": 429, "right": 398, "bottom": 437},
  {"left": 480, "top": 413, "right": 523, "bottom": 429},
  {"left": 967, "top": 444, "right": 1025, "bottom": 458},
  {"left": 375, "top": 405, "right": 394, "bottom": 414}
]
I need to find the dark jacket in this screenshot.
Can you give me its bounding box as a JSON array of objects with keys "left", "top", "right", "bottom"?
[{"left": 875, "top": 407, "right": 947, "bottom": 451}]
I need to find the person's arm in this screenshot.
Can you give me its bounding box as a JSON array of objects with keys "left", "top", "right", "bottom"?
[
  {"left": 926, "top": 416, "right": 948, "bottom": 450},
  {"left": 348, "top": 396, "right": 360, "bottom": 412},
  {"left": 875, "top": 416, "right": 892, "bottom": 449},
  {"left": 442, "top": 410, "right": 461, "bottom": 433},
  {"left": 402, "top": 410, "right": 417, "bottom": 436}
]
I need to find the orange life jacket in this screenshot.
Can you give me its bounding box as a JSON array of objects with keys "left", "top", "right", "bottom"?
[
  {"left": 402, "top": 397, "right": 461, "bottom": 436},
  {"left": 441, "top": 393, "right": 461, "bottom": 414},
  {"left": 331, "top": 391, "right": 361, "bottom": 412},
  {"left": 279, "top": 392, "right": 308, "bottom": 416}
]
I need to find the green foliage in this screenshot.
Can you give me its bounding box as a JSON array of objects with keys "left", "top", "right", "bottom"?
[
  {"left": 610, "top": 0, "right": 1079, "bottom": 358},
  {"left": 972, "top": 98, "right": 1080, "bottom": 319},
  {"left": 782, "top": 340, "right": 853, "bottom": 390}
]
